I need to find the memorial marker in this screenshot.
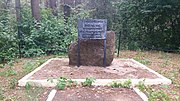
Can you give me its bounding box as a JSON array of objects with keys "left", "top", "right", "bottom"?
[{"left": 77, "top": 19, "right": 107, "bottom": 67}]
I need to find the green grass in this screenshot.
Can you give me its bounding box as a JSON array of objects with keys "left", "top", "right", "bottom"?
[
  {"left": 110, "top": 80, "right": 132, "bottom": 88},
  {"left": 0, "top": 69, "right": 17, "bottom": 77},
  {"left": 137, "top": 81, "right": 170, "bottom": 101}
]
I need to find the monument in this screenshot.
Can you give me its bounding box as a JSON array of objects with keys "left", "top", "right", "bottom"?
[{"left": 68, "top": 19, "right": 115, "bottom": 67}]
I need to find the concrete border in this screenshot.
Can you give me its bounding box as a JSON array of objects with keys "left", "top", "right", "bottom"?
[
  {"left": 18, "top": 58, "right": 171, "bottom": 87},
  {"left": 45, "top": 87, "right": 148, "bottom": 101},
  {"left": 46, "top": 89, "right": 57, "bottom": 101},
  {"left": 18, "top": 78, "right": 171, "bottom": 87},
  {"left": 18, "top": 58, "right": 172, "bottom": 101},
  {"left": 133, "top": 88, "right": 148, "bottom": 101}
]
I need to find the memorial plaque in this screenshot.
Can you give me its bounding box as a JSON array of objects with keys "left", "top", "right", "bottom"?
[
  {"left": 77, "top": 19, "right": 107, "bottom": 67},
  {"left": 78, "top": 19, "right": 107, "bottom": 39}
]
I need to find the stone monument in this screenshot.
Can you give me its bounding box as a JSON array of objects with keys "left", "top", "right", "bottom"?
[{"left": 68, "top": 19, "right": 115, "bottom": 66}]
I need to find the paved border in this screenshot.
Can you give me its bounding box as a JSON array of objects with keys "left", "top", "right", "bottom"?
[
  {"left": 45, "top": 87, "right": 148, "bottom": 101},
  {"left": 18, "top": 58, "right": 171, "bottom": 101},
  {"left": 46, "top": 89, "right": 57, "bottom": 101},
  {"left": 133, "top": 88, "right": 148, "bottom": 101},
  {"left": 18, "top": 78, "right": 171, "bottom": 87},
  {"left": 18, "top": 58, "right": 171, "bottom": 87}
]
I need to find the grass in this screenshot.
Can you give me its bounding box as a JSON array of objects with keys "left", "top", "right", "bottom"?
[
  {"left": 119, "top": 50, "right": 180, "bottom": 101},
  {"left": 0, "top": 51, "right": 179, "bottom": 100},
  {"left": 137, "top": 81, "right": 170, "bottom": 101},
  {"left": 0, "top": 55, "right": 56, "bottom": 100},
  {"left": 25, "top": 82, "right": 44, "bottom": 101},
  {"left": 0, "top": 69, "right": 17, "bottom": 77},
  {"left": 110, "top": 80, "right": 132, "bottom": 88},
  {"left": 0, "top": 86, "right": 4, "bottom": 100}
]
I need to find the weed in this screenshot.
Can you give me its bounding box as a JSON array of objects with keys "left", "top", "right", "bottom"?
[
  {"left": 23, "top": 61, "right": 37, "bottom": 73},
  {"left": 0, "top": 86, "right": 4, "bottom": 100},
  {"left": 148, "top": 90, "right": 170, "bottom": 101},
  {"left": 67, "top": 79, "right": 77, "bottom": 87},
  {"left": 110, "top": 80, "right": 132, "bottom": 88},
  {"left": 137, "top": 81, "right": 146, "bottom": 91},
  {"left": 25, "top": 82, "right": 43, "bottom": 101},
  {"left": 7, "top": 60, "right": 14, "bottom": 68},
  {"left": 160, "top": 59, "right": 169, "bottom": 68},
  {"left": 0, "top": 69, "right": 17, "bottom": 77},
  {"left": 134, "top": 58, "right": 151, "bottom": 65},
  {"left": 56, "top": 77, "right": 77, "bottom": 90},
  {"left": 9, "top": 78, "right": 18, "bottom": 89},
  {"left": 133, "top": 52, "right": 151, "bottom": 65},
  {"left": 56, "top": 77, "right": 67, "bottom": 90},
  {"left": 160, "top": 85, "right": 170, "bottom": 89},
  {"left": 81, "top": 77, "right": 96, "bottom": 87},
  {"left": 137, "top": 82, "right": 170, "bottom": 101},
  {"left": 25, "top": 82, "right": 31, "bottom": 90}
]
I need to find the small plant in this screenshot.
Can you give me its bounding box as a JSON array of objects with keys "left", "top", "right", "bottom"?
[
  {"left": 56, "top": 77, "right": 77, "bottom": 90},
  {"left": 137, "top": 81, "right": 170, "bottom": 101},
  {"left": 148, "top": 90, "right": 170, "bottom": 101},
  {"left": 110, "top": 80, "right": 132, "bottom": 88},
  {"left": 137, "top": 81, "right": 146, "bottom": 92},
  {"left": 9, "top": 78, "right": 18, "bottom": 89},
  {"left": 56, "top": 77, "right": 67, "bottom": 90},
  {"left": 25, "top": 82, "right": 31, "bottom": 91},
  {"left": 67, "top": 79, "right": 77, "bottom": 87},
  {"left": 81, "top": 77, "right": 96, "bottom": 87}
]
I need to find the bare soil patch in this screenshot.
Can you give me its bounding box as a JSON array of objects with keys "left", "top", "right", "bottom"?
[
  {"left": 52, "top": 86, "right": 143, "bottom": 101},
  {"left": 28, "top": 58, "right": 158, "bottom": 80}
]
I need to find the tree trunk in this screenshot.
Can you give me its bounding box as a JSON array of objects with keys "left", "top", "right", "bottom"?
[
  {"left": 49, "top": 0, "right": 57, "bottom": 16},
  {"left": 15, "top": 0, "right": 22, "bottom": 57},
  {"left": 15, "top": 0, "right": 21, "bottom": 22},
  {"left": 31, "top": 0, "right": 40, "bottom": 22}
]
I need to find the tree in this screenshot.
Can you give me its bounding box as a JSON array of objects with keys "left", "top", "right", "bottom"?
[
  {"left": 15, "top": 0, "right": 21, "bottom": 22},
  {"left": 15, "top": 0, "right": 22, "bottom": 57},
  {"left": 49, "top": 0, "right": 58, "bottom": 16},
  {"left": 31, "top": 0, "right": 40, "bottom": 22}
]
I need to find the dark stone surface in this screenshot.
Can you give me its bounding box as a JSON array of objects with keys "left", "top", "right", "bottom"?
[{"left": 68, "top": 31, "right": 115, "bottom": 66}]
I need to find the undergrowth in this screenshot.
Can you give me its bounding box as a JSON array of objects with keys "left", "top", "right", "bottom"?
[
  {"left": 81, "top": 77, "right": 96, "bottom": 87},
  {"left": 110, "top": 80, "right": 132, "bottom": 88},
  {"left": 137, "top": 81, "right": 170, "bottom": 101}
]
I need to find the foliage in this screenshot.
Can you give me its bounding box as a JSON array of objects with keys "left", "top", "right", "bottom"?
[
  {"left": 0, "top": 1, "right": 18, "bottom": 63},
  {"left": 0, "top": 69, "right": 17, "bottom": 77},
  {"left": 25, "top": 82, "right": 43, "bottom": 101},
  {"left": 133, "top": 52, "right": 151, "bottom": 65},
  {"left": 137, "top": 81, "right": 170, "bottom": 101},
  {"left": 81, "top": 77, "right": 96, "bottom": 87},
  {"left": 56, "top": 77, "right": 67, "bottom": 90},
  {"left": 110, "top": 80, "right": 132, "bottom": 88},
  {"left": 0, "top": 0, "right": 180, "bottom": 64},
  {"left": 0, "top": 86, "right": 4, "bottom": 100},
  {"left": 9, "top": 78, "right": 18, "bottom": 89},
  {"left": 112, "top": 0, "right": 180, "bottom": 51},
  {"left": 56, "top": 77, "right": 77, "bottom": 90}
]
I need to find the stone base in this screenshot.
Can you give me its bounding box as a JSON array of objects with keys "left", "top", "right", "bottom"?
[{"left": 68, "top": 31, "right": 115, "bottom": 66}]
